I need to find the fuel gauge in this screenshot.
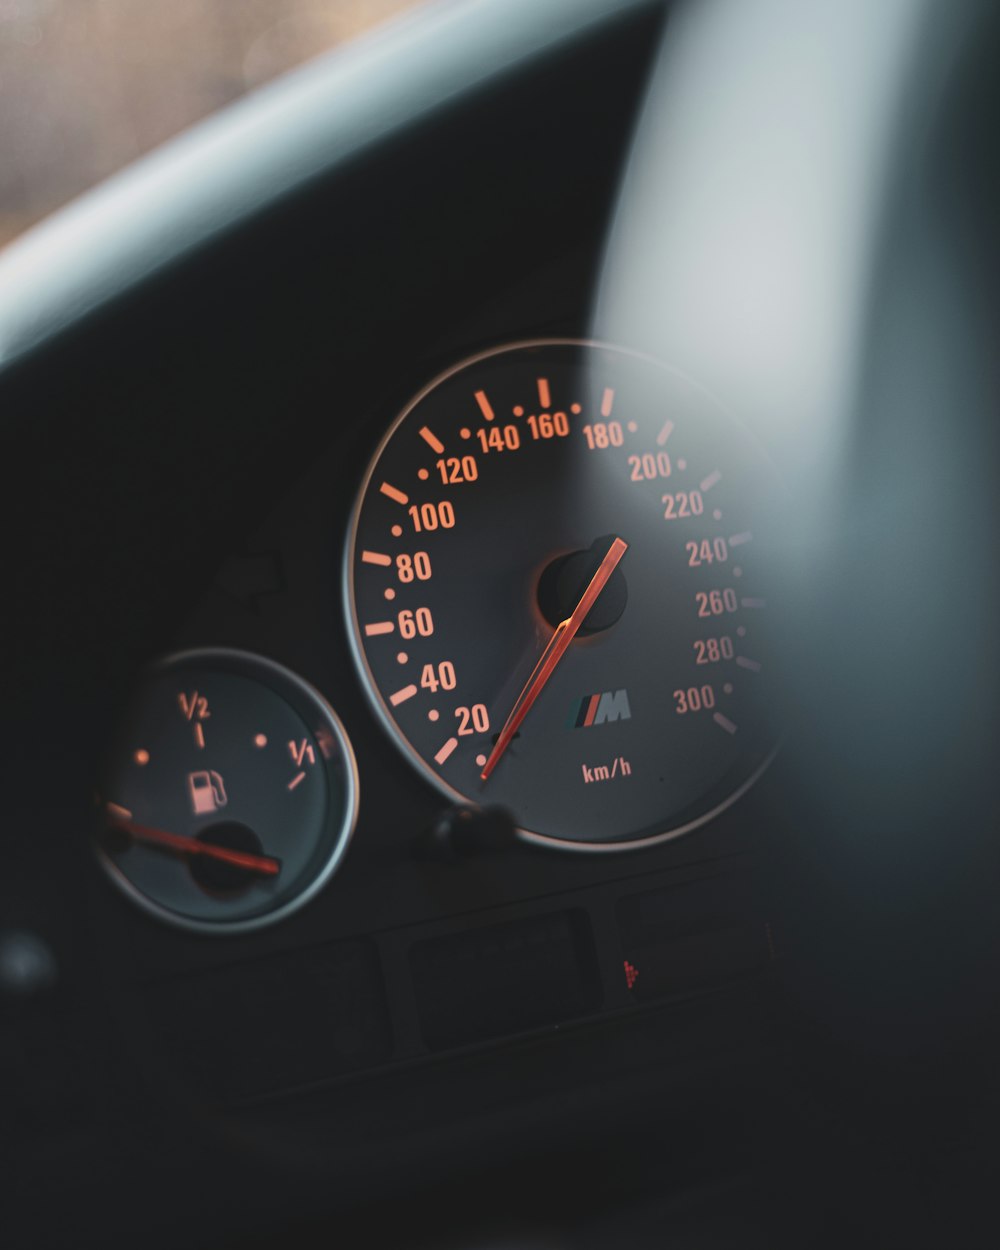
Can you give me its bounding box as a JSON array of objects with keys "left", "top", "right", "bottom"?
[{"left": 97, "top": 649, "right": 358, "bottom": 934}]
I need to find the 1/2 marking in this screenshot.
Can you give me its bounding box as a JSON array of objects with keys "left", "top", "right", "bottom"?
[
  {"left": 178, "top": 691, "right": 209, "bottom": 721},
  {"left": 179, "top": 691, "right": 209, "bottom": 749}
]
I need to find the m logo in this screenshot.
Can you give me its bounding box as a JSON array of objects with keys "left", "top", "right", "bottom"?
[{"left": 568, "top": 689, "right": 632, "bottom": 729}]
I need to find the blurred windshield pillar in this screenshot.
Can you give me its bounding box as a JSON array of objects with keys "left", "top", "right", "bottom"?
[{"left": 594, "top": 0, "right": 999, "bottom": 1052}]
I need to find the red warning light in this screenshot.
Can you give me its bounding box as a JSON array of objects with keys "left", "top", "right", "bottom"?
[{"left": 623, "top": 960, "right": 639, "bottom": 990}]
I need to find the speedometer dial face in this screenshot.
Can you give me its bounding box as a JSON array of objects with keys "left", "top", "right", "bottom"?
[{"left": 346, "top": 340, "right": 779, "bottom": 850}]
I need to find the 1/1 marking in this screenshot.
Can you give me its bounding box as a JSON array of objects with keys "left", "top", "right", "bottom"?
[{"left": 288, "top": 739, "right": 316, "bottom": 768}]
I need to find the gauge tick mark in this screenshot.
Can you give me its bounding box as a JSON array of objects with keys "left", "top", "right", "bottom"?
[
  {"left": 419, "top": 426, "right": 444, "bottom": 453},
  {"left": 435, "top": 737, "right": 458, "bottom": 765},
  {"left": 475, "top": 391, "right": 495, "bottom": 421},
  {"left": 380, "top": 482, "right": 409, "bottom": 506}
]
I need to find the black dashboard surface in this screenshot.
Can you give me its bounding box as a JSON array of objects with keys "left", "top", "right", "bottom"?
[{"left": 3, "top": 2, "right": 1000, "bottom": 1247}]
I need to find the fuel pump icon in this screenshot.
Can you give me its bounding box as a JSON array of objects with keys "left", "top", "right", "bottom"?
[{"left": 188, "top": 770, "right": 227, "bottom": 816}]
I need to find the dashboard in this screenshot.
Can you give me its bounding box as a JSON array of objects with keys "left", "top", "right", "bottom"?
[{"left": 3, "top": 1, "right": 1000, "bottom": 1247}]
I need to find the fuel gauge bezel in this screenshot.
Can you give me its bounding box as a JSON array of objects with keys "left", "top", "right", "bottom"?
[{"left": 95, "top": 647, "right": 360, "bottom": 936}]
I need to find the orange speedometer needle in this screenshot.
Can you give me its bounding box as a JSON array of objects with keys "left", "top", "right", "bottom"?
[
  {"left": 480, "top": 536, "right": 628, "bottom": 781},
  {"left": 108, "top": 814, "right": 281, "bottom": 877}
]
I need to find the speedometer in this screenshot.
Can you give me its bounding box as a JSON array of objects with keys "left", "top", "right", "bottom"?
[{"left": 345, "top": 340, "right": 779, "bottom": 850}]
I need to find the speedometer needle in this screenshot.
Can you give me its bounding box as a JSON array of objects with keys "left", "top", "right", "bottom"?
[
  {"left": 107, "top": 812, "right": 282, "bottom": 877},
  {"left": 480, "top": 536, "right": 628, "bottom": 781}
]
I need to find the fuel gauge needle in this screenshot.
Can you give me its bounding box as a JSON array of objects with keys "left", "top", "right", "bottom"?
[
  {"left": 480, "top": 536, "right": 628, "bottom": 781},
  {"left": 106, "top": 810, "right": 281, "bottom": 877}
]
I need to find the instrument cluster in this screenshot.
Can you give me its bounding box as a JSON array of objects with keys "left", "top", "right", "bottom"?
[{"left": 96, "top": 339, "right": 780, "bottom": 932}]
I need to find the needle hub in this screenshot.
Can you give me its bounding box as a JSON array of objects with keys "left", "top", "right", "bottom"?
[
  {"left": 537, "top": 536, "right": 629, "bottom": 634},
  {"left": 191, "top": 822, "right": 267, "bottom": 895}
]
